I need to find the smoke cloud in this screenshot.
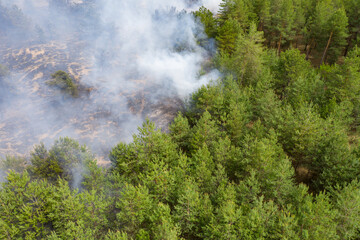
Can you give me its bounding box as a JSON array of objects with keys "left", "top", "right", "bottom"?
[{"left": 0, "top": 0, "right": 221, "bottom": 160}]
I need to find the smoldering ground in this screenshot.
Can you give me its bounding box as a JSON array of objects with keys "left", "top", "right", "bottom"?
[{"left": 0, "top": 0, "right": 221, "bottom": 160}]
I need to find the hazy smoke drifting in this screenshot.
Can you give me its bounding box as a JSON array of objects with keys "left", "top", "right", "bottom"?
[{"left": 0, "top": 0, "right": 221, "bottom": 159}]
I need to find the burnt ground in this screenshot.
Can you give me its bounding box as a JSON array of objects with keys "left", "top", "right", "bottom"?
[{"left": 0, "top": 40, "right": 183, "bottom": 162}]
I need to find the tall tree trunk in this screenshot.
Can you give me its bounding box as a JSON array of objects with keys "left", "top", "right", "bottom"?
[
  {"left": 277, "top": 35, "right": 282, "bottom": 56},
  {"left": 306, "top": 38, "right": 314, "bottom": 60},
  {"left": 320, "top": 31, "right": 333, "bottom": 65},
  {"left": 304, "top": 42, "right": 308, "bottom": 52}
]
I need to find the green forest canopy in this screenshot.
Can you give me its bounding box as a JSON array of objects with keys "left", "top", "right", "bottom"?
[{"left": 1, "top": 0, "right": 360, "bottom": 239}]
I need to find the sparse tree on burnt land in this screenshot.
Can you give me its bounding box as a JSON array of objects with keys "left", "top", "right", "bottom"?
[{"left": 48, "top": 70, "right": 79, "bottom": 97}]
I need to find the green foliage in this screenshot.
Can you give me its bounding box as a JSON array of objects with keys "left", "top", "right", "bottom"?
[
  {"left": 139, "top": 159, "right": 175, "bottom": 203},
  {"left": 104, "top": 231, "right": 129, "bottom": 240},
  {"left": 149, "top": 203, "right": 180, "bottom": 240},
  {"left": 307, "top": 0, "right": 349, "bottom": 64},
  {"left": 110, "top": 119, "right": 179, "bottom": 184},
  {"left": 29, "top": 137, "right": 94, "bottom": 185},
  {"left": 295, "top": 190, "right": 339, "bottom": 239},
  {"left": 320, "top": 46, "right": 360, "bottom": 125},
  {"left": 343, "top": 0, "right": 360, "bottom": 52},
  {"left": 325, "top": 7, "right": 349, "bottom": 63},
  {"left": 81, "top": 158, "right": 108, "bottom": 192},
  {"left": 240, "top": 197, "right": 294, "bottom": 239},
  {"left": 186, "top": 82, "right": 225, "bottom": 123},
  {"left": 207, "top": 190, "right": 241, "bottom": 239},
  {"left": 174, "top": 179, "right": 203, "bottom": 239},
  {"left": 272, "top": 49, "right": 317, "bottom": 102},
  {"left": 169, "top": 112, "right": 191, "bottom": 151},
  {"left": 232, "top": 130, "right": 296, "bottom": 203},
  {"left": 216, "top": 18, "right": 242, "bottom": 54},
  {"left": 47, "top": 179, "right": 110, "bottom": 238},
  {"left": 266, "top": 0, "right": 298, "bottom": 48},
  {"left": 2, "top": 0, "right": 360, "bottom": 239},
  {"left": 0, "top": 155, "right": 27, "bottom": 175},
  {"left": 218, "top": 0, "right": 254, "bottom": 29},
  {"left": 330, "top": 180, "right": 360, "bottom": 239},
  {"left": 0, "top": 171, "right": 113, "bottom": 239},
  {"left": 190, "top": 110, "right": 223, "bottom": 153},
  {"left": 194, "top": 6, "right": 217, "bottom": 39},
  {"left": 251, "top": 0, "right": 271, "bottom": 30},
  {"left": 0, "top": 171, "right": 53, "bottom": 239},
  {"left": 48, "top": 70, "right": 79, "bottom": 97},
  {"left": 272, "top": 102, "right": 359, "bottom": 191},
  {"left": 216, "top": 22, "right": 265, "bottom": 86},
  {"left": 115, "top": 184, "right": 153, "bottom": 237}
]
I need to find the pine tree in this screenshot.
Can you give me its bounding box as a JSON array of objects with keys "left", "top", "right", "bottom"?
[
  {"left": 194, "top": 6, "right": 217, "bottom": 39},
  {"left": 216, "top": 18, "right": 242, "bottom": 54},
  {"left": 115, "top": 184, "right": 153, "bottom": 238},
  {"left": 330, "top": 180, "right": 360, "bottom": 239},
  {"left": 218, "top": 22, "right": 265, "bottom": 86},
  {"left": 169, "top": 112, "right": 191, "bottom": 152},
  {"left": 174, "top": 179, "right": 202, "bottom": 239},
  {"left": 342, "top": 0, "right": 360, "bottom": 55},
  {"left": 306, "top": 0, "right": 349, "bottom": 64},
  {"left": 149, "top": 203, "right": 180, "bottom": 240},
  {"left": 190, "top": 110, "right": 222, "bottom": 153}
]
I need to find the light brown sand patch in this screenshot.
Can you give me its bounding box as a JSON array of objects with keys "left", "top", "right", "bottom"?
[{"left": 33, "top": 72, "right": 44, "bottom": 80}]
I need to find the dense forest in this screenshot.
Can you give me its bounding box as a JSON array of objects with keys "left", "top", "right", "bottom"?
[{"left": 1, "top": 0, "right": 360, "bottom": 239}]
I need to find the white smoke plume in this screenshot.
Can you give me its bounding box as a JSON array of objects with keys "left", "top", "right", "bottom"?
[{"left": 0, "top": 0, "right": 221, "bottom": 161}]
